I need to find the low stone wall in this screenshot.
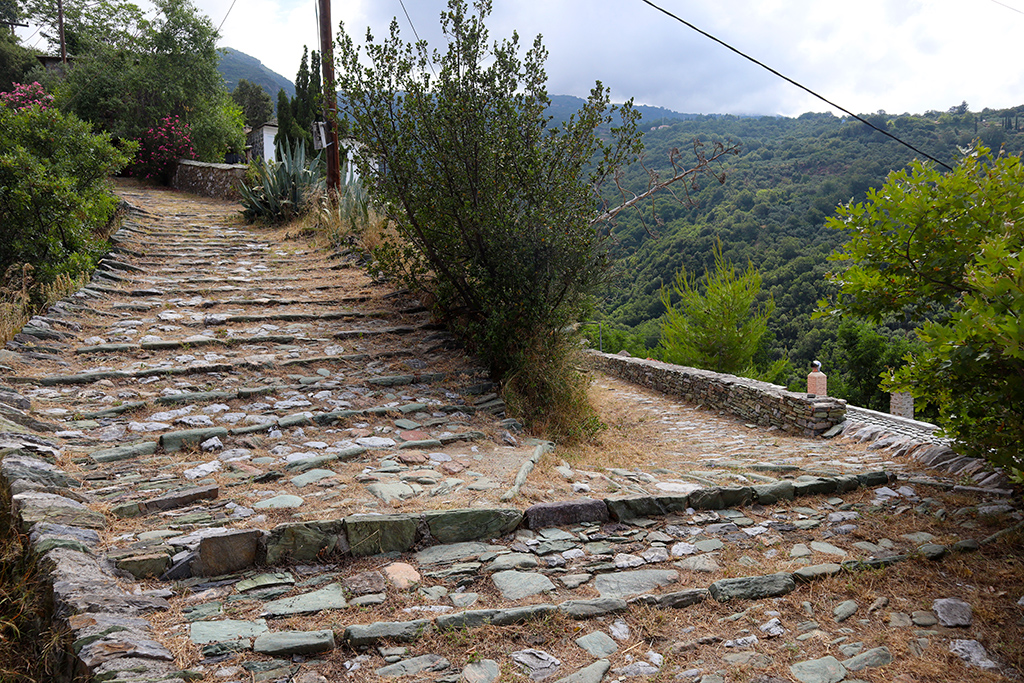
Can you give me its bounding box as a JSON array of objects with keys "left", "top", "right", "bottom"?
[
  {"left": 170, "top": 159, "right": 248, "bottom": 200},
  {"left": 587, "top": 351, "right": 846, "bottom": 437}
]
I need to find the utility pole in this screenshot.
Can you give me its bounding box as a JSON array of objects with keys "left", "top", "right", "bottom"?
[
  {"left": 318, "top": 0, "right": 341, "bottom": 194},
  {"left": 57, "top": 0, "right": 67, "bottom": 62}
]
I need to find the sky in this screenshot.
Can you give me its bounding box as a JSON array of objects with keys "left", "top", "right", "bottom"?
[{"left": 21, "top": 0, "right": 1024, "bottom": 117}]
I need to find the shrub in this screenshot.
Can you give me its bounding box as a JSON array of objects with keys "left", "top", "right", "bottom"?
[
  {"left": 238, "top": 137, "right": 324, "bottom": 223},
  {"left": 128, "top": 114, "right": 197, "bottom": 184},
  {"left": 0, "top": 94, "right": 133, "bottom": 288}
]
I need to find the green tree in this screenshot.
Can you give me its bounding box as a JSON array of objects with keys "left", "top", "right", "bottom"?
[
  {"left": 658, "top": 243, "right": 774, "bottom": 375},
  {"left": 26, "top": 0, "right": 243, "bottom": 161},
  {"left": 336, "top": 0, "right": 729, "bottom": 436},
  {"left": 232, "top": 78, "right": 274, "bottom": 128},
  {"left": 0, "top": 32, "right": 38, "bottom": 92},
  {"left": 275, "top": 47, "right": 320, "bottom": 152},
  {"left": 824, "top": 143, "right": 1024, "bottom": 471}
]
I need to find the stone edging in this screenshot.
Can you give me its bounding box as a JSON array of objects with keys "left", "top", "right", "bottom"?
[
  {"left": 586, "top": 350, "right": 846, "bottom": 437},
  {"left": 170, "top": 159, "right": 248, "bottom": 200}
]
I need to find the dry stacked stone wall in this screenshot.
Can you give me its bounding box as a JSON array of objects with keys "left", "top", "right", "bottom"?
[
  {"left": 170, "top": 159, "right": 248, "bottom": 199},
  {"left": 587, "top": 350, "right": 846, "bottom": 436}
]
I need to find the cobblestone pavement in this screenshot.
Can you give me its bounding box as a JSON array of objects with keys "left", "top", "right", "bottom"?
[{"left": 1, "top": 188, "right": 1021, "bottom": 683}]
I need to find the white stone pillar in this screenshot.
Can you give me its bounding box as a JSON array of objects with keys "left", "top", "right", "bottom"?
[{"left": 890, "top": 392, "right": 914, "bottom": 419}]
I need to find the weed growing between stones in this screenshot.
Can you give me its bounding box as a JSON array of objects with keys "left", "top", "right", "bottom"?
[{"left": 501, "top": 334, "right": 604, "bottom": 445}]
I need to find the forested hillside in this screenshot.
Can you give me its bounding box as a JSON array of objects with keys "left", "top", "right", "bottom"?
[{"left": 593, "top": 102, "right": 1024, "bottom": 406}]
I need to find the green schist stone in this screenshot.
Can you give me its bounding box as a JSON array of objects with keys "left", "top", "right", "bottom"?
[
  {"left": 285, "top": 447, "right": 365, "bottom": 472},
  {"left": 77, "top": 401, "right": 148, "bottom": 420},
  {"left": 74, "top": 342, "right": 134, "bottom": 354},
  {"left": 155, "top": 391, "right": 235, "bottom": 405},
  {"left": 398, "top": 402, "right": 428, "bottom": 414},
  {"left": 439, "top": 430, "right": 485, "bottom": 444},
  {"left": 183, "top": 602, "right": 223, "bottom": 621},
  {"left": 424, "top": 508, "right": 523, "bottom": 544},
  {"left": 231, "top": 422, "right": 277, "bottom": 435},
  {"left": 253, "top": 630, "right": 335, "bottom": 656},
  {"left": 366, "top": 375, "right": 415, "bottom": 386},
  {"left": 278, "top": 413, "right": 313, "bottom": 428},
  {"left": 261, "top": 583, "right": 348, "bottom": 617},
  {"left": 398, "top": 439, "right": 442, "bottom": 450},
  {"left": 160, "top": 427, "right": 228, "bottom": 452},
  {"left": 290, "top": 469, "right": 336, "bottom": 487},
  {"left": 395, "top": 419, "right": 420, "bottom": 430},
  {"left": 91, "top": 441, "right": 158, "bottom": 463},
  {"left": 236, "top": 572, "right": 295, "bottom": 593},
  {"left": 346, "top": 514, "right": 419, "bottom": 556},
  {"left": 18, "top": 507, "right": 106, "bottom": 532},
  {"left": 33, "top": 537, "right": 92, "bottom": 554},
  {"left": 344, "top": 619, "right": 433, "bottom": 647},
  {"left": 793, "top": 563, "right": 844, "bottom": 582},
  {"left": 262, "top": 522, "right": 339, "bottom": 568},
  {"left": 190, "top": 619, "right": 268, "bottom": 644},
  {"left": 253, "top": 494, "right": 303, "bottom": 509}
]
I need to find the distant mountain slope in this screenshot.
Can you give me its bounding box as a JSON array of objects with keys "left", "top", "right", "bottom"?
[
  {"left": 219, "top": 47, "right": 294, "bottom": 99},
  {"left": 547, "top": 94, "right": 698, "bottom": 127}
]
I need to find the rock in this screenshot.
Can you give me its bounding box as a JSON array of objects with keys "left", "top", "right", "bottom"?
[
  {"left": 793, "top": 563, "right": 843, "bottom": 582},
  {"left": 491, "top": 571, "right": 555, "bottom": 600},
  {"left": 790, "top": 655, "right": 847, "bottom": 683},
  {"left": 376, "top": 653, "right": 450, "bottom": 677},
  {"left": 261, "top": 583, "right": 348, "bottom": 617},
  {"left": 190, "top": 619, "right": 268, "bottom": 644},
  {"left": 708, "top": 573, "right": 795, "bottom": 601},
  {"left": 511, "top": 648, "right": 561, "bottom": 681},
  {"left": 949, "top": 639, "right": 1000, "bottom": 670},
  {"left": 932, "top": 597, "right": 972, "bottom": 626},
  {"left": 558, "top": 598, "right": 628, "bottom": 619},
  {"left": 252, "top": 494, "right": 303, "bottom": 509},
  {"left": 575, "top": 631, "right": 618, "bottom": 657},
  {"left": 366, "top": 482, "right": 416, "bottom": 503},
  {"left": 524, "top": 498, "right": 610, "bottom": 528},
  {"left": 264, "top": 520, "right": 347, "bottom": 564},
  {"left": 594, "top": 569, "right": 678, "bottom": 598},
  {"left": 833, "top": 599, "right": 858, "bottom": 622},
  {"left": 462, "top": 659, "right": 501, "bottom": 683},
  {"left": 192, "top": 529, "right": 262, "bottom": 577},
  {"left": 344, "top": 619, "right": 433, "bottom": 647},
  {"left": 425, "top": 508, "right": 523, "bottom": 543},
  {"left": 345, "top": 571, "right": 386, "bottom": 595},
  {"left": 910, "top": 610, "right": 937, "bottom": 627},
  {"left": 842, "top": 646, "right": 892, "bottom": 671},
  {"left": 346, "top": 513, "right": 419, "bottom": 556},
  {"left": 675, "top": 554, "right": 721, "bottom": 573},
  {"left": 550, "top": 660, "right": 610, "bottom": 683},
  {"left": 385, "top": 562, "right": 421, "bottom": 589}
]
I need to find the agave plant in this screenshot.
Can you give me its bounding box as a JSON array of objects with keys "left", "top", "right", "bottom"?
[{"left": 239, "top": 137, "right": 324, "bottom": 222}]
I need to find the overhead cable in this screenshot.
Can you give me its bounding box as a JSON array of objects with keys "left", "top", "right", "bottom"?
[{"left": 638, "top": 0, "right": 954, "bottom": 171}]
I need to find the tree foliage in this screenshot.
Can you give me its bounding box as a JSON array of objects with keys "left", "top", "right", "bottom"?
[
  {"left": 659, "top": 243, "right": 774, "bottom": 375},
  {"left": 275, "top": 46, "right": 320, "bottom": 153},
  {"left": 336, "top": 0, "right": 728, "bottom": 434},
  {"left": 232, "top": 78, "right": 274, "bottom": 128},
  {"left": 24, "top": 0, "right": 243, "bottom": 162},
  {"left": 824, "top": 144, "right": 1024, "bottom": 471}
]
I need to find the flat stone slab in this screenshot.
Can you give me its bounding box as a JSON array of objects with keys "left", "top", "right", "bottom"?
[
  {"left": 491, "top": 570, "right": 556, "bottom": 600},
  {"left": 190, "top": 619, "right": 268, "bottom": 644},
  {"left": 594, "top": 569, "right": 679, "bottom": 598},
  {"left": 376, "top": 653, "right": 450, "bottom": 677},
  {"left": 253, "top": 629, "right": 335, "bottom": 656},
  {"left": 261, "top": 583, "right": 348, "bottom": 617},
  {"left": 790, "top": 655, "right": 847, "bottom": 683},
  {"left": 253, "top": 494, "right": 303, "bottom": 509},
  {"left": 576, "top": 631, "right": 619, "bottom": 657},
  {"left": 414, "top": 541, "right": 490, "bottom": 565},
  {"left": 709, "top": 573, "right": 796, "bottom": 601},
  {"left": 344, "top": 619, "right": 433, "bottom": 647}
]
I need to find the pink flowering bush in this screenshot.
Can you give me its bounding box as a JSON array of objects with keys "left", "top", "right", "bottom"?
[
  {"left": 0, "top": 82, "right": 54, "bottom": 110},
  {"left": 128, "top": 115, "right": 198, "bottom": 184}
]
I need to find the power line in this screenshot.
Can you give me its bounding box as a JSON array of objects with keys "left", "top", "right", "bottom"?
[
  {"left": 638, "top": 0, "right": 954, "bottom": 171},
  {"left": 989, "top": 0, "right": 1024, "bottom": 16},
  {"left": 217, "top": 0, "right": 238, "bottom": 33},
  {"left": 397, "top": 0, "right": 436, "bottom": 76}
]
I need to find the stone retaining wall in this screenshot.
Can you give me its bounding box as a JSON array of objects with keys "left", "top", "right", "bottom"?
[
  {"left": 587, "top": 350, "right": 847, "bottom": 437},
  {"left": 170, "top": 159, "right": 248, "bottom": 200}
]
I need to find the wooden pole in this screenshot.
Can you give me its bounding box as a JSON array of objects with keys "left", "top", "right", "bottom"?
[{"left": 318, "top": 0, "right": 340, "bottom": 194}]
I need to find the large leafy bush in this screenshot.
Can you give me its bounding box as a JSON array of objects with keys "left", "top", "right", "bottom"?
[
  {"left": 0, "top": 90, "right": 133, "bottom": 287},
  {"left": 825, "top": 144, "right": 1024, "bottom": 471}
]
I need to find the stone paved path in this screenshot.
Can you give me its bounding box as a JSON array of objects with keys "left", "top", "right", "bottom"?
[{"left": 1, "top": 188, "right": 1021, "bottom": 683}]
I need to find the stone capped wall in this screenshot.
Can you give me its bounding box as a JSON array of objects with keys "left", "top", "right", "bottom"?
[
  {"left": 587, "top": 350, "right": 846, "bottom": 436},
  {"left": 170, "top": 159, "right": 248, "bottom": 200}
]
